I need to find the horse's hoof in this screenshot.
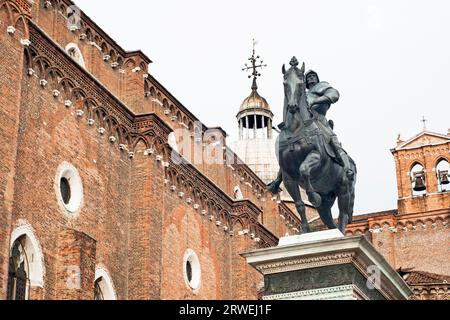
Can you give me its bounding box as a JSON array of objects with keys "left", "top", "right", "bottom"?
[
  {"left": 307, "top": 192, "right": 322, "bottom": 208},
  {"left": 301, "top": 227, "right": 311, "bottom": 234},
  {"left": 267, "top": 184, "right": 281, "bottom": 195}
]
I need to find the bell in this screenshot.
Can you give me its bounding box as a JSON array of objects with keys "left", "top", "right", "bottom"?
[
  {"left": 413, "top": 172, "right": 426, "bottom": 192},
  {"left": 439, "top": 170, "right": 449, "bottom": 185}
]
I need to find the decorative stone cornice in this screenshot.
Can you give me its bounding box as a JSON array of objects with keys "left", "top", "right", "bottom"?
[
  {"left": 346, "top": 211, "right": 449, "bottom": 236},
  {"left": 256, "top": 252, "right": 355, "bottom": 275},
  {"left": 279, "top": 201, "right": 302, "bottom": 231}
]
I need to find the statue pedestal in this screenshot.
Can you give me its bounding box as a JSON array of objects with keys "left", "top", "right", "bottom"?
[{"left": 242, "top": 230, "right": 412, "bottom": 300}]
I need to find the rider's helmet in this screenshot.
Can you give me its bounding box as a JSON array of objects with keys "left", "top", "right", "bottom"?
[{"left": 305, "top": 70, "right": 320, "bottom": 89}]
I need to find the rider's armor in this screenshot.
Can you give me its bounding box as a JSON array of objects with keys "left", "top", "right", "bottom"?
[{"left": 306, "top": 80, "right": 354, "bottom": 180}]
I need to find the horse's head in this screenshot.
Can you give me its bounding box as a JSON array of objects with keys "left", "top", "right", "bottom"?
[{"left": 282, "top": 57, "right": 306, "bottom": 114}]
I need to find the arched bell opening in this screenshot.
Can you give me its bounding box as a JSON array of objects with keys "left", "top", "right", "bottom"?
[
  {"left": 410, "top": 163, "right": 427, "bottom": 196},
  {"left": 436, "top": 159, "right": 450, "bottom": 192}
]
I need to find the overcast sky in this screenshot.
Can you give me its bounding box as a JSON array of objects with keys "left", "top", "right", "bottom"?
[{"left": 75, "top": 0, "right": 450, "bottom": 215}]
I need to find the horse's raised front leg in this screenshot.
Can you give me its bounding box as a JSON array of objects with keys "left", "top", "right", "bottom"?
[
  {"left": 300, "top": 151, "right": 322, "bottom": 208},
  {"left": 282, "top": 175, "right": 311, "bottom": 234}
]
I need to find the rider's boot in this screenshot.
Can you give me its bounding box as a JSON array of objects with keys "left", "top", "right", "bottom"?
[
  {"left": 337, "top": 149, "right": 354, "bottom": 181},
  {"left": 331, "top": 136, "right": 354, "bottom": 181}
]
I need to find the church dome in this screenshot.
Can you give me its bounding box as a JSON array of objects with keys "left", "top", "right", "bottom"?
[{"left": 240, "top": 89, "right": 270, "bottom": 112}]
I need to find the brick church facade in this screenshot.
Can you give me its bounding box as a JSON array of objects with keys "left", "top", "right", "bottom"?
[{"left": 0, "top": 0, "right": 448, "bottom": 300}]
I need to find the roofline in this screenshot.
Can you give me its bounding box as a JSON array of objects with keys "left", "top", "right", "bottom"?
[
  {"left": 146, "top": 74, "right": 208, "bottom": 132},
  {"left": 393, "top": 130, "right": 450, "bottom": 152},
  {"left": 208, "top": 127, "right": 229, "bottom": 137},
  {"left": 67, "top": 0, "right": 152, "bottom": 64}
]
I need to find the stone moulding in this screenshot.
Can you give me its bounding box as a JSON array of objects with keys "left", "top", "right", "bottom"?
[
  {"left": 256, "top": 252, "right": 355, "bottom": 275},
  {"left": 262, "top": 284, "right": 370, "bottom": 301}
]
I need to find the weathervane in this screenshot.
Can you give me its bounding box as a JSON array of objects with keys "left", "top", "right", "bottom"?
[{"left": 242, "top": 39, "right": 267, "bottom": 89}]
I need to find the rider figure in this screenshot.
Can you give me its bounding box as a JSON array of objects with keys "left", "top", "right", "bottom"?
[{"left": 305, "top": 70, "right": 354, "bottom": 180}]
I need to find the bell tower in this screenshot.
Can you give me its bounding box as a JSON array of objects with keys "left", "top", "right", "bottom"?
[{"left": 391, "top": 126, "right": 450, "bottom": 215}]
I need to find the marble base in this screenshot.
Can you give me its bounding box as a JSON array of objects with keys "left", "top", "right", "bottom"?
[
  {"left": 242, "top": 230, "right": 412, "bottom": 300},
  {"left": 278, "top": 229, "right": 344, "bottom": 246}
]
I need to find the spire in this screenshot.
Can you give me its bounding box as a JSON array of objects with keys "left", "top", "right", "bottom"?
[
  {"left": 242, "top": 39, "right": 267, "bottom": 92},
  {"left": 251, "top": 77, "right": 258, "bottom": 92}
]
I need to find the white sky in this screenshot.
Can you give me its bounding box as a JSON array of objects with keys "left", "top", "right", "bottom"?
[{"left": 74, "top": 0, "right": 450, "bottom": 215}]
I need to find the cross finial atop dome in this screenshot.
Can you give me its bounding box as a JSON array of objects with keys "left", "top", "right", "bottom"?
[{"left": 242, "top": 39, "right": 267, "bottom": 92}]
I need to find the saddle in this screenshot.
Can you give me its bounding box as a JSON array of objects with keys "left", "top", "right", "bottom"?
[{"left": 278, "top": 120, "right": 338, "bottom": 163}]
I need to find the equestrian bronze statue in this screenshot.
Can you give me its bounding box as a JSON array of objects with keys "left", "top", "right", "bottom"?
[{"left": 267, "top": 57, "right": 357, "bottom": 234}]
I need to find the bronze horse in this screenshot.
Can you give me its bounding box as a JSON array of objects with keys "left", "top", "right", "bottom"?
[{"left": 268, "top": 58, "right": 356, "bottom": 234}]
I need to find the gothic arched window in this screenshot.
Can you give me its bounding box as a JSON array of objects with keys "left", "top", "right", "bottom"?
[
  {"left": 94, "top": 277, "right": 105, "bottom": 300},
  {"left": 7, "top": 236, "right": 30, "bottom": 300},
  {"left": 94, "top": 268, "right": 117, "bottom": 300},
  {"left": 436, "top": 159, "right": 450, "bottom": 192}
]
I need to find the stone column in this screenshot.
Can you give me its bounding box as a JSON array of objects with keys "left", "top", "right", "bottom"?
[
  {"left": 239, "top": 118, "right": 243, "bottom": 140},
  {"left": 253, "top": 114, "right": 257, "bottom": 139},
  {"left": 268, "top": 118, "right": 273, "bottom": 139},
  {"left": 246, "top": 116, "right": 249, "bottom": 139}
]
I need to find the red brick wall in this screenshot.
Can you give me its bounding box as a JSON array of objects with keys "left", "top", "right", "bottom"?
[
  {"left": 161, "top": 203, "right": 232, "bottom": 299},
  {"left": 347, "top": 211, "right": 449, "bottom": 277},
  {"left": 231, "top": 231, "right": 262, "bottom": 300},
  {"left": 0, "top": 8, "right": 26, "bottom": 297},
  {"left": 0, "top": 0, "right": 294, "bottom": 301},
  {"left": 55, "top": 228, "right": 96, "bottom": 300},
  {"left": 10, "top": 67, "right": 132, "bottom": 299}
]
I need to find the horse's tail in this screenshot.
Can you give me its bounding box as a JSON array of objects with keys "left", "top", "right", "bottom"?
[{"left": 347, "top": 156, "right": 357, "bottom": 224}]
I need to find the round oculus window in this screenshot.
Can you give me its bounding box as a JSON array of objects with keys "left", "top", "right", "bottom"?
[
  {"left": 55, "top": 162, "right": 83, "bottom": 216},
  {"left": 183, "top": 249, "right": 201, "bottom": 292},
  {"left": 60, "top": 177, "right": 71, "bottom": 204}
]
